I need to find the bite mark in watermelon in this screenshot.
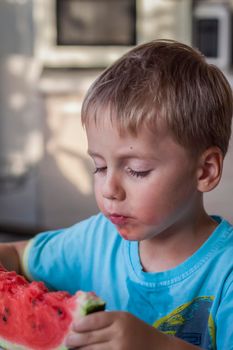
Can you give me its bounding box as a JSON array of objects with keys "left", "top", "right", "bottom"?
[{"left": 0, "top": 267, "right": 105, "bottom": 350}]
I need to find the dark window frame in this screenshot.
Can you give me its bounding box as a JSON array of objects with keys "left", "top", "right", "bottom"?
[{"left": 56, "top": 0, "right": 137, "bottom": 46}]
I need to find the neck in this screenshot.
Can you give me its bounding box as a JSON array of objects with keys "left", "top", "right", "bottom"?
[{"left": 139, "top": 210, "right": 218, "bottom": 273}]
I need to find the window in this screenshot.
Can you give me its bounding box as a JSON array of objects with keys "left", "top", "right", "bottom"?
[
  {"left": 194, "top": 18, "right": 218, "bottom": 58},
  {"left": 56, "top": 0, "right": 136, "bottom": 46},
  {"left": 193, "top": 3, "right": 231, "bottom": 69}
]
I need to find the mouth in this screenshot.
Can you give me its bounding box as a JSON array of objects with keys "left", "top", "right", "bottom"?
[{"left": 108, "top": 214, "right": 129, "bottom": 226}]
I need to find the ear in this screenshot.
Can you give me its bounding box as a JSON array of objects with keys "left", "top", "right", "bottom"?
[{"left": 197, "top": 147, "right": 223, "bottom": 193}]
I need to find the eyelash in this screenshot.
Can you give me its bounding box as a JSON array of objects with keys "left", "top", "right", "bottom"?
[
  {"left": 93, "top": 167, "right": 107, "bottom": 174},
  {"left": 93, "top": 167, "right": 150, "bottom": 178},
  {"left": 127, "top": 169, "right": 150, "bottom": 178}
]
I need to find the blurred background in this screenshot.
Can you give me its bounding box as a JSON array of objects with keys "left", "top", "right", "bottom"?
[{"left": 0, "top": 0, "right": 232, "bottom": 240}]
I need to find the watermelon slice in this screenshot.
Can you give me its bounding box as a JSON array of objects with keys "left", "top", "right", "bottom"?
[{"left": 0, "top": 266, "right": 105, "bottom": 350}]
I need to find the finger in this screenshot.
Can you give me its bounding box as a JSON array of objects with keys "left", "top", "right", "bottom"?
[
  {"left": 65, "top": 328, "right": 109, "bottom": 348},
  {"left": 73, "top": 311, "right": 116, "bottom": 332},
  {"left": 70, "top": 344, "right": 110, "bottom": 350}
]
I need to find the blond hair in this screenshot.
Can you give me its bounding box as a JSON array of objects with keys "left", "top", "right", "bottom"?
[{"left": 81, "top": 39, "right": 233, "bottom": 156}]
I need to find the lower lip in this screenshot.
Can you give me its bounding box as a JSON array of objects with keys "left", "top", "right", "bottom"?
[{"left": 109, "top": 215, "right": 129, "bottom": 225}]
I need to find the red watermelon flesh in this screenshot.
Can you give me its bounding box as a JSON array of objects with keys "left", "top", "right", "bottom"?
[{"left": 0, "top": 266, "right": 105, "bottom": 350}]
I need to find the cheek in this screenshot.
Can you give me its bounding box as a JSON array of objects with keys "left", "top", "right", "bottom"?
[
  {"left": 93, "top": 182, "right": 103, "bottom": 208},
  {"left": 131, "top": 183, "right": 188, "bottom": 225},
  {"left": 132, "top": 189, "right": 162, "bottom": 223}
]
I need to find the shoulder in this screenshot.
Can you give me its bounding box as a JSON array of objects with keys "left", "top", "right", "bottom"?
[
  {"left": 72, "top": 212, "right": 115, "bottom": 232},
  {"left": 214, "top": 216, "right": 233, "bottom": 243},
  {"left": 210, "top": 216, "right": 233, "bottom": 285},
  {"left": 70, "top": 212, "right": 119, "bottom": 240},
  {"left": 209, "top": 216, "right": 233, "bottom": 258},
  {"left": 24, "top": 213, "right": 121, "bottom": 283},
  {"left": 29, "top": 213, "right": 120, "bottom": 250}
]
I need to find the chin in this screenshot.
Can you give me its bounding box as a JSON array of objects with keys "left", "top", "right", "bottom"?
[{"left": 116, "top": 227, "right": 144, "bottom": 241}]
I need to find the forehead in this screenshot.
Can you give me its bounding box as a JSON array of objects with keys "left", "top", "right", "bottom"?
[{"left": 85, "top": 112, "right": 189, "bottom": 163}]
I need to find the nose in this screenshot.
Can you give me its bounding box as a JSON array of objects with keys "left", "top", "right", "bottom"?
[{"left": 102, "top": 172, "right": 125, "bottom": 201}]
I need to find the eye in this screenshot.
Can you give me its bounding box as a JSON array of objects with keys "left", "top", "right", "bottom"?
[
  {"left": 93, "top": 166, "right": 107, "bottom": 174},
  {"left": 127, "top": 168, "right": 150, "bottom": 178}
]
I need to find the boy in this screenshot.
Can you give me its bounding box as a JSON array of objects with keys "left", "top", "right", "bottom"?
[{"left": 0, "top": 39, "right": 233, "bottom": 349}]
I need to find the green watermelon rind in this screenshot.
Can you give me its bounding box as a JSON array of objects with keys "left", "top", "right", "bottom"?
[{"left": 79, "top": 298, "right": 106, "bottom": 316}]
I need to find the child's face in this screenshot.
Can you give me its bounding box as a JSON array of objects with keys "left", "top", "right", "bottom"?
[{"left": 86, "top": 114, "right": 200, "bottom": 241}]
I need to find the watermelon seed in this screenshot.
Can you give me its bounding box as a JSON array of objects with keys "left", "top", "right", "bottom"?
[
  {"left": 2, "top": 315, "right": 7, "bottom": 323},
  {"left": 57, "top": 308, "right": 63, "bottom": 316}
]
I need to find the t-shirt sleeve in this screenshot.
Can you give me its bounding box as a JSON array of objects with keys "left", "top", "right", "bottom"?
[{"left": 22, "top": 213, "right": 112, "bottom": 294}]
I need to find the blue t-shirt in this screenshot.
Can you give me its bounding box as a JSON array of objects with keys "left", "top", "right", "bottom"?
[{"left": 23, "top": 213, "right": 233, "bottom": 350}]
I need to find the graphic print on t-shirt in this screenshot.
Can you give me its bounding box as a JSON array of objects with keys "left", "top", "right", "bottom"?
[{"left": 153, "top": 296, "right": 215, "bottom": 348}]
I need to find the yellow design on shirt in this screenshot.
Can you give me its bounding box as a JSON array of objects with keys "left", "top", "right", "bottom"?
[{"left": 153, "top": 296, "right": 215, "bottom": 347}]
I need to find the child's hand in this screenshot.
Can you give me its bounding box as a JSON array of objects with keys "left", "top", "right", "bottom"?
[{"left": 65, "top": 311, "right": 162, "bottom": 350}]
